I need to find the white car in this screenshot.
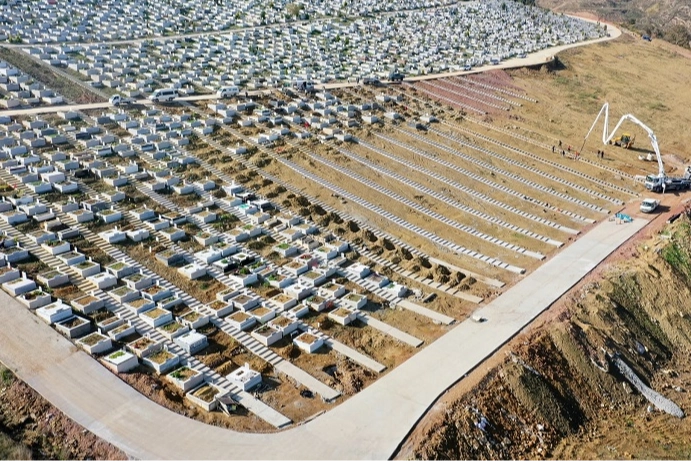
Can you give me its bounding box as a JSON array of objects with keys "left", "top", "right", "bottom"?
[{"left": 640, "top": 198, "right": 660, "bottom": 213}]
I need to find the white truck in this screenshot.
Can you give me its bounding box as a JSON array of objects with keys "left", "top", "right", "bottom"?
[
  {"left": 217, "top": 86, "right": 240, "bottom": 98},
  {"left": 109, "top": 95, "right": 135, "bottom": 106}
]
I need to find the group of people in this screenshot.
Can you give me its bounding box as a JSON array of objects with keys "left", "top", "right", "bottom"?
[{"left": 550, "top": 142, "right": 605, "bottom": 160}]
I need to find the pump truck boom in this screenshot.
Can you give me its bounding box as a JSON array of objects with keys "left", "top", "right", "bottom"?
[{"left": 581, "top": 102, "right": 691, "bottom": 193}]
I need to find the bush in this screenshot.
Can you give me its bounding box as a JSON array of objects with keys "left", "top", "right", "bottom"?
[{"left": 0, "top": 366, "right": 13, "bottom": 384}]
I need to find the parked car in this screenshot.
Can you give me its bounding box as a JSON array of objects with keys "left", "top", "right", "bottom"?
[
  {"left": 363, "top": 77, "right": 381, "bottom": 86},
  {"left": 640, "top": 198, "right": 660, "bottom": 213},
  {"left": 388, "top": 71, "right": 405, "bottom": 82}
]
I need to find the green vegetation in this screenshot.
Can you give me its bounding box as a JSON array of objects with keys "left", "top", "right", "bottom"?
[
  {"left": 1, "top": 365, "right": 13, "bottom": 385},
  {"left": 661, "top": 218, "right": 691, "bottom": 284},
  {"left": 170, "top": 367, "right": 195, "bottom": 380}
]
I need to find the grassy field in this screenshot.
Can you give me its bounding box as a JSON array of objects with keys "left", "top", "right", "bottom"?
[{"left": 0, "top": 433, "right": 31, "bottom": 461}]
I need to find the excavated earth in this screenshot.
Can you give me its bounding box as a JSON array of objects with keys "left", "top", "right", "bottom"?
[{"left": 398, "top": 211, "right": 691, "bottom": 460}]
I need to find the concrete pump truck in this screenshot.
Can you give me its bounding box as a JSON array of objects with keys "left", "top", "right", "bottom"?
[{"left": 582, "top": 102, "right": 691, "bottom": 193}]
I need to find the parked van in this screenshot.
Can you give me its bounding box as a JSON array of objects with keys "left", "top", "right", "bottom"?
[
  {"left": 217, "top": 86, "right": 240, "bottom": 98},
  {"left": 149, "top": 88, "right": 178, "bottom": 103}
]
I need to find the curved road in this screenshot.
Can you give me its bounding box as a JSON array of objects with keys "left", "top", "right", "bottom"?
[
  {"left": 0, "top": 20, "right": 621, "bottom": 118},
  {"left": 0, "top": 217, "right": 645, "bottom": 459}
]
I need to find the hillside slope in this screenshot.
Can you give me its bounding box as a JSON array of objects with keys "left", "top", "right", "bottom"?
[
  {"left": 399, "top": 209, "right": 691, "bottom": 459},
  {"left": 537, "top": 0, "right": 691, "bottom": 47}
]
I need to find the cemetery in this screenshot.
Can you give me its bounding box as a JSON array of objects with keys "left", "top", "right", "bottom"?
[
  {"left": 0, "top": 0, "right": 637, "bottom": 436},
  {"left": 4, "top": 1, "right": 606, "bottom": 99}
]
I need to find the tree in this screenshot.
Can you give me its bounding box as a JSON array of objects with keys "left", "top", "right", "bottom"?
[
  {"left": 286, "top": 2, "right": 302, "bottom": 18},
  {"left": 664, "top": 24, "right": 691, "bottom": 49}
]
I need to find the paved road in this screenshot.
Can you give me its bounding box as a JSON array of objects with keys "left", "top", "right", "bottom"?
[
  {"left": 0, "top": 18, "right": 621, "bottom": 118},
  {"left": 0, "top": 216, "right": 646, "bottom": 459}
]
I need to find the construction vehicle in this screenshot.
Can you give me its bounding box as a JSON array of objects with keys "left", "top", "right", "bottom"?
[
  {"left": 582, "top": 102, "right": 691, "bottom": 193},
  {"left": 611, "top": 132, "right": 635, "bottom": 148}
]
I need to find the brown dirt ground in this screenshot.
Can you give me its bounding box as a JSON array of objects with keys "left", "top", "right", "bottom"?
[{"left": 0, "top": 364, "right": 125, "bottom": 459}]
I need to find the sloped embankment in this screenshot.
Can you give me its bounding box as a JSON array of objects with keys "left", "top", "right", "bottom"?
[{"left": 406, "top": 215, "right": 691, "bottom": 459}]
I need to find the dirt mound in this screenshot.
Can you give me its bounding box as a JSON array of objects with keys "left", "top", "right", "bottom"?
[
  {"left": 447, "top": 271, "right": 466, "bottom": 288},
  {"left": 308, "top": 204, "right": 326, "bottom": 216},
  {"left": 328, "top": 211, "right": 343, "bottom": 225},
  {"left": 361, "top": 229, "right": 378, "bottom": 243},
  {"left": 413, "top": 256, "right": 432, "bottom": 269},
  {"left": 346, "top": 220, "right": 360, "bottom": 233},
  {"left": 292, "top": 195, "right": 310, "bottom": 207},
  {"left": 395, "top": 247, "right": 413, "bottom": 261},
  {"left": 332, "top": 357, "right": 372, "bottom": 396},
  {"left": 382, "top": 238, "right": 396, "bottom": 251}
]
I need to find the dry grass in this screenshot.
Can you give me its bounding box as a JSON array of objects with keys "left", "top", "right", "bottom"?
[
  {"left": 0, "top": 48, "right": 104, "bottom": 104},
  {"left": 508, "top": 35, "right": 691, "bottom": 173}
]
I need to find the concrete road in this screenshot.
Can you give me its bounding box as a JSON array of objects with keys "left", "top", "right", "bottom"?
[{"left": 0, "top": 216, "right": 646, "bottom": 459}]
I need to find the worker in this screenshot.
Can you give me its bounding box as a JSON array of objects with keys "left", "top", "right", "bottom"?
[
  {"left": 558, "top": 140, "right": 562, "bottom": 147},
  {"left": 561, "top": 150, "right": 565, "bottom": 157},
  {"left": 662, "top": 182, "right": 666, "bottom": 194},
  {"left": 552, "top": 145, "right": 555, "bottom": 153}
]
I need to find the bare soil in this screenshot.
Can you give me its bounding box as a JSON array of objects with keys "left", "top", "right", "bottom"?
[{"left": 0, "top": 364, "right": 125, "bottom": 459}]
